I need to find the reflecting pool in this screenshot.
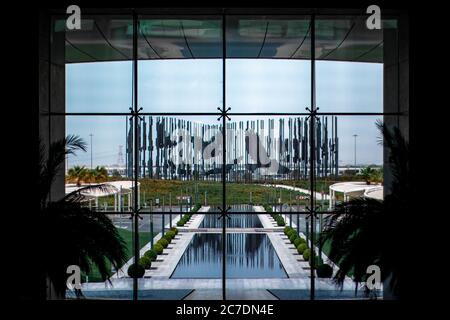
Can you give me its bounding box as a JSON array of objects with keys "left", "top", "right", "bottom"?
[
  {"left": 171, "top": 233, "right": 287, "bottom": 278},
  {"left": 200, "top": 205, "right": 262, "bottom": 228}
]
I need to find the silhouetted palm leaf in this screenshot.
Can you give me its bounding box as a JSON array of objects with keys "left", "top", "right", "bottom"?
[
  {"left": 40, "top": 135, "right": 126, "bottom": 298},
  {"left": 320, "top": 122, "right": 409, "bottom": 298}
]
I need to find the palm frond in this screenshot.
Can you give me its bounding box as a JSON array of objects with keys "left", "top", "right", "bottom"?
[
  {"left": 44, "top": 202, "right": 126, "bottom": 297},
  {"left": 39, "top": 135, "right": 87, "bottom": 207}
]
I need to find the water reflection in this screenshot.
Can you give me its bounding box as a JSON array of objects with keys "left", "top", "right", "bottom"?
[
  {"left": 200, "top": 214, "right": 262, "bottom": 228},
  {"left": 171, "top": 233, "right": 287, "bottom": 278},
  {"left": 201, "top": 205, "right": 262, "bottom": 228}
]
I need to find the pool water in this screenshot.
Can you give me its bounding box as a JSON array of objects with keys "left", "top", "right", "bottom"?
[
  {"left": 170, "top": 233, "right": 287, "bottom": 278},
  {"left": 200, "top": 205, "right": 262, "bottom": 228},
  {"left": 199, "top": 214, "right": 262, "bottom": 228}
]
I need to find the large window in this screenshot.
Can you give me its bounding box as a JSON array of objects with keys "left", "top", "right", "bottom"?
[{"left": 43, "top": 9, "right": 406, "bottom": 300}]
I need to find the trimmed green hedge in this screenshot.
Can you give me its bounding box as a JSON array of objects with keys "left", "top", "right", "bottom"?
[
  {"left": 153, "top": 243, "right": 164, "bottom": 254},
  {"left": 166, "top": 230, "right": 176, "bottom": 239},
  {"left": 139, "top": 256, "right": 152, "bottom": 269},
  {"left": 144, "top": 249, "right": 157, "bottom": 261},
  {"left": 289, "top": 233, "right": 298, "bottom": 243},
  {"left": 297, "top": 243, "right": 308, "bottom": 254},
  {"left": 303, "top": 248, "right": 311, "bottom": 261},
  {"left": 286, "top": 229, "right": 296, "bottom": 237},
  {"left": 163, "top": 234, "right": 172, "bottom": 243},
  {"left": 157, "top": 238, "right": 169, "bottom": 248},
  {"left": 270, "top": 213, "right": 286, "bottom": 226},
  {"left": 294, "top": 237, "right": 306, "bottom": 247},
  {"left": 127, "top": 263, "right": 145, "bottom": 278},
  {"left": 170, "top": 227, "right": 178, "bottom": 235},
  {"left": 191, "top": 203, "right": 201, "bottom": 212},
  {"left": 176, "top": 213, "right": 193, "bottom": 227},
  {"left": 316, "top": 263, "right": 333, "bottom": 278},
  {"left": 284, "top": 226, "right": 293, "bottom": 235}
]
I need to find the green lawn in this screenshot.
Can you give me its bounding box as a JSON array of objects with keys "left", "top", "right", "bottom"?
[
  {"left": 98, "top": 179, "right": 312, "bottom": 207},
  {"left": 138, "top": 179, "right": 310, "bottom": 206}
]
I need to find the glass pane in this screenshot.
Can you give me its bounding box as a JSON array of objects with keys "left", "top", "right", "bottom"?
[
  {"left": 312, "top": 115, "right": 407, "bottom": 300},
  {"left": 65, "top": 214, "right": 134, "bottom": 299},
  {"left": 62, "top": 116, "right": 133, "bottom": 212},
  {"left": 130, "top": 115, "right": 225, "bottom": 298},
  {"left": 226, "top": 16, "right": 311, "bottom": 113},
  {"left": 51, "top": 15, "right": 133, "bottom": 113},
  {"left": 135, "top": 115, "right": 224, "bottom": 209},
  {"left": 226, "top": 16, "right": 311, "bottom": 59},
  {"left": 138, "top": 16, "right": 223, "bottom": 113},
  {"left": 315, "top": 15, "right": 398, "bottom": 113}
]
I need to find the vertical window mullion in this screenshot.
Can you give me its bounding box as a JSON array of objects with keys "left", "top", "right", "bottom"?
[
  {"left": 132, "top": 10, "right": 139, "bottom": 301},
  {"left": 221, "top": 12, "right": 227, "bottom": 301},
  {"left": 309, "top": 13, "right": 316, "bottom": 301}
]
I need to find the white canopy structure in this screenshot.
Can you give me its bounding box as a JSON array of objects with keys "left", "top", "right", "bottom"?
[
  {"left": 329, "top": 182, "right": 383, "bottom": 210},
  {"left": 65, "top": 181, "right": 140, "bottom": 211}
]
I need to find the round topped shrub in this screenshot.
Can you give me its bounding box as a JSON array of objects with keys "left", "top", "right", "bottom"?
[
  {"left": 294, "top": 237, "right": 306, "bottom": 247},
  {"left": 284, "top": 226, "right": 293, "bottom": 235},
  {"left": 158, "top": 238, "right": 169, "bottom": 248},
  {"left": 170, "top": 227, "right": 178, "bottom": 235},
  {"left": 276, "top": 218, "right": 286, "bottom": 226},
  {"left": 308, "top": 253, "right": 318, "bottom": 266},
  {"left": 289, "top": 234, "right": 298, "bottom": 243},
  {"left": 153, "top": 243, "right": 164, "bottom": 254},
  {"left": 316, "top": 264, "right": 333, "bottom": 278},
  {"left": 166, "top": 230, "right": 176, "bottom": 239},
  {"left": 177, "top": 220, "right": 185, "bottom": 227},
  {"left": 297, "top": 243, "right": 308, "bottom": 254},
  {"left": 286, "top": 229, "right": 296, "bottom": 237},
  {"left": 144, "top": 249, "right": 157, "bottom": 261},
  {"left": 302, "top": 248, "right": 311, "bottom": 261},
  {"left": 127, "top": 263, "right": 145, "bottom": 278},
  {"left": 139, "top": 256, "right": 152, "bottom": 269},
  {"left": 163, "top": 234, "right": 172, "bottom": 243}
]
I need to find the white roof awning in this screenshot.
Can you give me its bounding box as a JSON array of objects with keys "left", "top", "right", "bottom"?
[{"left": 65, "top": 181, "right": 140, "bottom": 198}]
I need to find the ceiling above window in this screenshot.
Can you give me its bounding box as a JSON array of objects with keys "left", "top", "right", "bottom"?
[{"left": 61, "top": 15, "right": 393, "bottom": 63}]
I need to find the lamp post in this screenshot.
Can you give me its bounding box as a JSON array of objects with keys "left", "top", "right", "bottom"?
[
  {"left": 353, "top": 134, "right": 358, "bottom": 168},
  {"left": 89, "top": 133, "right": 93, "bottom": 169}
]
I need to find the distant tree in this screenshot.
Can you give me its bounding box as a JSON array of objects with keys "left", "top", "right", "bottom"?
[
  {"left": 360, "top": 166, "right": 376, "bottom": 185},
  {"left": 111, "top": 169, "right": 122, "bottom": 178},
  {"left": 91, "top": 166, "right": 108, "bottom": 183},
  {"left": 67, "top": 166, "right": 88, "bottom": 186}
]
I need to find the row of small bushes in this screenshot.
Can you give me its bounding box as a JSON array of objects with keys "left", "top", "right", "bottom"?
[
  {"left": 284, "top": 226, "right": 333, "bottom": 278},
  {"left": 127, "top": 227, "right": 179, "bottom": 278},
  {"left": 191, "top": 203, "right": 201, "bottom": 212},
  {"left": 177, "top": 213, "right": 193, "bottom": 226},
  {"left": 270, "top": 213, "right": 285, "bottom": 226},
  {"left": 175, "top": 203, "right": 202, "bottom": 227}
]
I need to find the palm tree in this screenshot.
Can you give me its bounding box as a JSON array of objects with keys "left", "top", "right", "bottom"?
[
  {"left": 319, "top": 120, "right": 409, "bottom": 298},
  {"left": 67, "top": 165, "right": 88, "bottom": 186},
  {"left": 359, "top": 166, "right": 376, "bottom": 185},
  {"left": 91, "top": 166, "right": 108, "bottom": 183},
  {"left": 40, "top": 135, "right": 126, "bottom": 299}
]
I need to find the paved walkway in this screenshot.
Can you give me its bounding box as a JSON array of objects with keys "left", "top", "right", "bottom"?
[
  {"left": 81, "top": 277, "right": 356, "bottom": 291},
  {"left": 260, "top": 184, "right": 329, "bottom": 201},
  {"left": 184, "top": 289, "right": 278, "bottom": 300}
]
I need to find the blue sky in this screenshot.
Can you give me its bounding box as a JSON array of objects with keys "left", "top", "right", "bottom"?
[{"left": 66, "top": 59, "right": 383, "bottom": 167}]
